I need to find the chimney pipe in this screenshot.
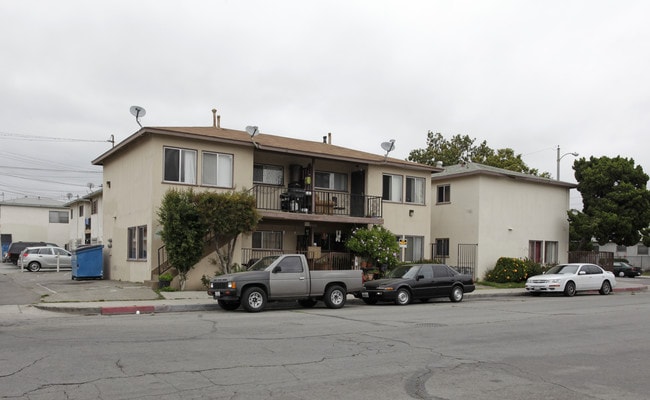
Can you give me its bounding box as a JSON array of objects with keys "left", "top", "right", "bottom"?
[
  {"left": 328, "top": 132, "right": 332, "bottom": 144},
  {"left": 323, "top": 136, "right": 327, "bottom": 143},
  {"left": 217, "top": 115, "right": 221, "bottom": 128},
  {"left": 212, "top": 109, "right": 217, "bottom": 127}
]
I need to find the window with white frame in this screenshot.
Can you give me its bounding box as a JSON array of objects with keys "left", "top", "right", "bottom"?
[
  {"left": 315, "top": 171, "right": 347, "bottom": 191},
  {"left": 202, "top": 151, "right": 233, "bottom": 187},
  {"left": 382, "top": 174, "right": 403, "bottom": 202},
  {"left": 403, "top": 236, "right": 424, "bottom": 262},
  {"left": 529, "top": 240, "right": 543, "bottom": 263},
  {"left": 436, "top": 184, "right": 450, "bottom": 204},
  {"left": 128, "top": 225, "right": 147, "bottom": 260},
  {"left": 406, "top": 176, "right": 425, "bottom": 204},
  {"left": 252, "top": 231, "right": 282, "bottom": 249},
  {"left": 163, "top": 147, "right": 197, "bottom": 184},
  {"left": 435, "top": 238, "right": 450, "bottom": 258},
  {"left": 253, "top": 164, "right": 283, "bottom": 185},
  {"left": 49, "top": 210, "right": 69, "bottom": 223},
  {"left": 544, "top": 241, "right": 558, "bottom": 264}
]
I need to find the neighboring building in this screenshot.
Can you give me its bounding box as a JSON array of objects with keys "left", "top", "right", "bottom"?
[
  {"left": 92, "top": 123, "right": 439, "bottom": 288},
  {"left": 64, "top": 189, "right": 104, "bottom": 250},
  {"left": 593, "top": 242, "right": 650, "bottom": 271},
  {"left": 0, "top": 197, "right": 70, "bottom": 255},
  {"left": 429, "top": 163, "right": 577, "bottom": 280}
]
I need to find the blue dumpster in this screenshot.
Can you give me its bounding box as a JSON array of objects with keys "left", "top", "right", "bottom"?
[{"left": 71, "top": 245, "right": 104, "bottom": 280}]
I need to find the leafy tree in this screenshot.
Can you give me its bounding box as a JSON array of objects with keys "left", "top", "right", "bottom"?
[
  {"left": 408, "top": 131, "right": 549, "bottom": 177},
  {"left": 157, "top": 189, "right": 207, "bottom": 288},
  {"left": 569, "top": 156, "right": 650, "bottom": 249},
  {"left": 345, "top": 225, "right": 400, "bottom": 268},
  {"left": 196, "top": 190, "right": 261, "bottom": 274}
]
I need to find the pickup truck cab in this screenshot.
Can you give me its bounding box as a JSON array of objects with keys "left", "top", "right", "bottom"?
[{"left": 208, "top": 254, "right": 363, "bottom": 312}]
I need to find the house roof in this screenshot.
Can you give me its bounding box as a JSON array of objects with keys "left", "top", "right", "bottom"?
[
  {"left": 63, "top": 189, "right": 103, "bottom": 207},
  {"left": 0, "top": 197, "right": 67, "bottom": 208},
  {"left": 430, "top": 162, "right": 578, "bottom": 188},
  {"left": 92, "top": 126, "right": 440, "bottom": 173}
]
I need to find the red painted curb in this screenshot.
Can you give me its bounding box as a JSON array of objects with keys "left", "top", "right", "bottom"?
[{"left": 101, "top": 305, "right": 156, "bottom": 315}]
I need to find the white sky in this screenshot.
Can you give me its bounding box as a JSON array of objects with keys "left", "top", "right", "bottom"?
[{"left": 2, "top": 0, "right": 649, "bottom": 209}]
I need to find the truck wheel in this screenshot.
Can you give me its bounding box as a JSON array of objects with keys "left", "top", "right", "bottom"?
[
  {"left": 242, "top": 287, "right": 267, "bottom": 312},
  {"left": 323, "top": 285, "right": 346, "bottom": 309},
  {"left": 218, "top": 300, "right": 240, "bottom": 311},
  {"left": 298, "top": 299, "right": 317, "bottom": 308}
]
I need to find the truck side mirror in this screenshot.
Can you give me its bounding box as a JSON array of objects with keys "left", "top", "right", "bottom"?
[
  {"left": 272, "top": 266, "right": 282, "bottom": 273},
  {"left": 417, "top": 274, "right": 424, "bottom": 281}
]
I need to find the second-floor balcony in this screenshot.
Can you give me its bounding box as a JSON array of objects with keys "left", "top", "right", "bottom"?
[{"left": 251, "top": 185, "right": 382, "bottom": 221}]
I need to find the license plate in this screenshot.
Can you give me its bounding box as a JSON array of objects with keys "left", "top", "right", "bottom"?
[
  {"left": 215, "top": 291, "right": 221, "bottom": 297},
  {"left": 361, "top": 292, "right": 369, "bottom": 298}
]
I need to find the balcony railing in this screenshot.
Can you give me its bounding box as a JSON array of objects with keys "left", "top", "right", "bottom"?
[
  {"left": 241, "top": 248, "right": 356, "bottom": 271},
  {"left": 250, "top": 185, "right": 382, "bottom": 218}
]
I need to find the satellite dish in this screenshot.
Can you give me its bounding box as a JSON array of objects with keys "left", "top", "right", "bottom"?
[
  {"left": 130, "top": 106, "right": 146, "bottom": 128},
  {"left": 381, "top": 139, "right": 396, "bottom": 160},
  {"left": 245, "top": 126, "right": 259, "bottom": 137}
]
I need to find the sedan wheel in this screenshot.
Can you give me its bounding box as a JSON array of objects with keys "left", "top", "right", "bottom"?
[
  {"left": 618, "top": 271, "right": 625, "bottom": 277},
  {"left": 599, "top": 280, "right": 612, "bottom": 295},
  {"left": 564, "top": 281, "right": 576, "bottom": 297},
  {"left": 395, "top": 288, "right": 411, "bottom": 305},
  {"left": 449, "top": 286, "right": 464, "bottom": 302},
  {"left": 27, "top": 262, "right": 41, "bottom": 272}
]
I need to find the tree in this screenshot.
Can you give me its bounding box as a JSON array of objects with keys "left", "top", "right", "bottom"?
[
  {"left": 196, "top": 190, "right": 261, "bottom": 274},
  {"left": 157, "top": 189, "right": 207, "bottom": 288},
  {"left": 345, "top": 225, "right": 400, "bottom": 268},
  {"left": 569, "top": 156, "right": 650, "bottom": 249},
  {"left": 407, "top": 131, "right": 549, "bottom": 177}
]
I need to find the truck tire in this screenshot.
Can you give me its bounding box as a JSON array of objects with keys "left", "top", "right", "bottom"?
[
  {"left": 323, "top": 285, "right": 346, "bottom": 309},
  {"left": 218, "top": 300, "right": 240, "bottom": 311},
  {"left": 242, "top": 287, "right": 267, "bottom": 312}
]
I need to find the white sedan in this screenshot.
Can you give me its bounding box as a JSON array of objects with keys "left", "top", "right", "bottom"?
[{"left": 525, "top": 263, "right": 616, "bottom": 297}]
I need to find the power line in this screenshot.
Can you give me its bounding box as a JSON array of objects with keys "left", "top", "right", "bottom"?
[{"left": 0, "top": 131, "right": 111, "bottom": 143}]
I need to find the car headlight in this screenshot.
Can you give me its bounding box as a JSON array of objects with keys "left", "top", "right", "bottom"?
[
  {"left": 550, "top": 279, "right": 561, "bottom": 283},
  {"left": 377, "top": 286, "right": 394, "bottom": 291},
  {"left": 227, "top": 281, "right": 236, "bottom": 289}
]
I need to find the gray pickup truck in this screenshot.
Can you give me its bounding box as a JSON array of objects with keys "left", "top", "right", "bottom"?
[{"left": 207, "top": 254, "right": 363, "bottom": 312}]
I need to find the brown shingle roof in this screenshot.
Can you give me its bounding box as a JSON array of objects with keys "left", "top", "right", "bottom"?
[{"left": 93, "top": 126, "right": 439, "bottom": 172}]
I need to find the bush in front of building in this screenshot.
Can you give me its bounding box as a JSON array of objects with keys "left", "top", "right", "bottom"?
[{"left": 484, "top": 257, "right": 544, "bottom": 283}]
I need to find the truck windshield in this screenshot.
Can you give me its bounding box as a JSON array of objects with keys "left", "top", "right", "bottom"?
[{"left": 248, "top": 256, "right": 280, "bottom": 271}]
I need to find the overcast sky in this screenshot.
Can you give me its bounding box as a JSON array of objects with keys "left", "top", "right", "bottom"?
[{"left": 2, "top": 0, "right": 649, "bottom": 209}]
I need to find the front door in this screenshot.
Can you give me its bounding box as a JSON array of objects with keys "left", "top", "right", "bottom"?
[{"left": 351, "top": 170, "right": 365, "bottom": 217}]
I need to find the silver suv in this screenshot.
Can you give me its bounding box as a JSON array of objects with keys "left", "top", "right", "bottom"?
[{"left": 18, "top": 246, "right": 72, "bottom": 272}]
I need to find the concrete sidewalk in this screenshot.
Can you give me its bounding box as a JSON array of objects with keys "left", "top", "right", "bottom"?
[
  {"left": 33, "top": 277, "right": 649, "bottom": 316},
  {"left": 2, "top": 267, "right": 647, "bottom": 316}
]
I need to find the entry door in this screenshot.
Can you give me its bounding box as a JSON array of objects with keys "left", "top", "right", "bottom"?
[{"left": 351, "top": 170, "right": 365, "bottom": 217}]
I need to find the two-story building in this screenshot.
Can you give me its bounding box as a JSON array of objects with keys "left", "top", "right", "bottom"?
[
  {"left": 64, "top": 189, "right": 104, "bottom": 250},
  {"left": 430, "top": 163, "right": 577, "bottom": 279},
  {"left": 92, "top": 120, "right": 439, "bottom": 288}
]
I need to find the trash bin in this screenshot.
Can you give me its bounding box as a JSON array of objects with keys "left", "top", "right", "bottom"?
[{"left": 71, "top": 244, "right": 104, "bottom": 280}]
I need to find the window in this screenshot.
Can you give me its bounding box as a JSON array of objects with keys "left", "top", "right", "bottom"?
[
  {"left": 315, "top": 171, "right": 348, "bottom": 191},
  {"left": 128, "top": 225, "right": 147, "bottom": 260},
  {"left": 638, "top": 244, "right": 648, "bottom": 255},
  {"left": 79, "top": 205, "right": 84, "bottom": 217},
  {"left": 382, "top": 174, "right": 403, "bottom": 202},
  {"left": 49, "top": 211, "right": 69, "bottom": 224},
  {"left": 437, "top": 184, "right": 450, "bottom": 203},
  {"left": 435, "top": 238, "right": 450, "bottom": 258},
  {"left": 529, "top": 240, "right": 543, "bottom": 263},
  {"left": 164, "top": 147, "right": 197, "bottom": 184},
  {"left": 91, "top": 199, "right": 98, "bottom": 214},
  {"left": 403, "top": 236, "right": 424, "bottom": 262},
  {"left": 276, "top": 256, "right": 304, "bottom": 273},
  {"left": 70, "top": 209, "right": 74, "bottom": 219},
  {"left": 433, "top": 264, "right": 453, "bottom": 278},
  {"left": 418, "top": 265, "right": 433, "bottom": 279},
  {"left": 252, "top": 231, "right": 282, "bottom": 249},
  {"left": 254, "top": 164, "right": 283, "bottom": 185},
  {"left": 405, "top": 176, "right": 425, "bottom": 204},
  {"left": 202, "top": 151, "right": 233, "bottom": 187},
  {"left": 544, "top": 241, "right": 558, "bottom": 264},
  {"left": 616, "top": 245, "right": 626, "bottom": 252}
]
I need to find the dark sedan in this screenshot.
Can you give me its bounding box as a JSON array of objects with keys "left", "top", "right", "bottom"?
[
  {"left": 359, "top": 264, "right": 475, "bottom": 305},
  {"left": 612, "top": 262, "right": 642, "bottom": 278}
]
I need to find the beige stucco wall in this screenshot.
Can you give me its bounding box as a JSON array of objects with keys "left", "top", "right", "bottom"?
[
  {"left": 431, "top": 174, "right": 571, "bottom": 279},
  {"left": 0, "top": 204, "right": 69, "bottom": 247}
]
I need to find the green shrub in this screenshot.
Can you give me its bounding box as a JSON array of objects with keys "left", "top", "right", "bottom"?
[{"left": 485, "top": 257, "right": 543, "bottom": 283}]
